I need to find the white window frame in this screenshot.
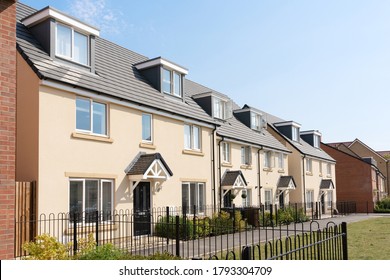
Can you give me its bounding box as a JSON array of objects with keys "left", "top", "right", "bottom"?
[
  {"left": 313, "top": 135, "right": 320, "bottom": 148},
  {"left": 327, "top": 163, "right": 332, "bottom": 177},
  {"left": 251, "top": 112, "right": 262, "bottom": 131},
  {"left": 69, "top": 178, "right": 114, "bottom": 224},
  {"left": 182, "top": 182, "right": 205, "bottom": 214},
  {"left": 242, "top": 189, "right": 251, "bottom": 207},
  {"left": 141, "top": 113, "right": 153, "bottom": 143},
  {"left": 264, "top": 189, "right": 273, "bottom": 211},
  {"left": 306, "top": 158, "right": 313, "bottom": 173},
  {"left": 292, "top": 126, "right": 300, "bottom": 142},
  {"left": 241, "top": 146, "right": 252, "bottom": 165},
  {"left": 277, "top": 153, "right": 285, "bottom": 170},
  {"left": 162, "top": 68, "right": 182, "bottom": 97},
  {"left": 55, "top": 23, "right": 89, "bottom": 66},
  {"left": 319, "top": 161, "right": 323, "bottom": 175},
  {"left": 327, "top": 191, "right": 333, "bottom": 208},
  {"left": 76, "top": 96, "right": 108, "bottom": 136},
  {"left": 264, "top": 151, "right": 273, "bottom": 169},
  {"left": 213, "top": 97, "right": 232, "bottom": 120},
  {"left": 222, "top": 142, "right": 231, "bottom": 163},
  {"left": 306, "top": 190, "right": 314, "bottom": 209},
  {"left": 184, "top": 124, "right": 201, "bottom": 151}
]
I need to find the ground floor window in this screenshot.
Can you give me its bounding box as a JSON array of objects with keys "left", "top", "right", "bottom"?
[
  {"left": 327, "top": 190, "right": 333, "bottom": 208},
  {"left": 69, "top": 178, "right": 113, "bottom": 222},
  {"left": 306, "top": 190, "right": 314, "bottom": 209},
  {"left": 242, "top": 189, "right": 251, "bottom": 207},
  {"left": 264, "top": 189, "right": 273, "bottom": 211},
  {"left": 182, "top": 182, "right": 205, "bottom": 214}
]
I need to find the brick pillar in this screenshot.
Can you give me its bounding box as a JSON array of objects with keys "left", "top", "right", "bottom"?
[{"left": 0, "top": 0, "right": 16, "bottom": 260}]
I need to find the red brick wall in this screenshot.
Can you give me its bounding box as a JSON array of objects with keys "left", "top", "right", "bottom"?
[
  {"left": 322, "top": 144, "right": 375, "bottom": 213},
  {"left": 0, "top": 0, "right": 16, "bottom": 260}
]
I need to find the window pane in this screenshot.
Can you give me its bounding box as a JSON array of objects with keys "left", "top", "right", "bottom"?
[
  {"left": 69, "top": 181, "right": 83, "bottom": 220},
  {"left": 76, "top": 98, "right": 91, "bottom": 131},
  {"left": 163, "top": 69, "right": 171, "bottom": 93},
  {"left": 85, "top": 180, "right": 98, "bottom": 222},
  {"left": 182, "top": 183, "right": 189, "bottom": 211},
  {"left": 173, "top": 72, "right": 181, "bottom": 97},
  {"left": 184, "top": 125, "right": 191, "bottom": 149},
  {"left": 193, "top": 126, "right": 200, "bottom": 150},
  {"left": 198, "top": 183, "right": 204, "bottom": 212},
  {"left": 213, "top": 98, "right": 222, "bottom": 118},
  {"left": 74, "top": 31, "right": 88, "bottom": 65},
  {"left": 190, "top": 183, "right": 196, "bottom": 211},
  {"left": 102, "top": 181, "right": 112, "bottom": 221},
  {"left": 92, "top": 102, "right": 107, "bottom": 135},
  {"left": 142, "top": 114, "right": 152, "bottom": 141},
  {"left": 56, "top": 24, "right": 71, "bottom": 57}
]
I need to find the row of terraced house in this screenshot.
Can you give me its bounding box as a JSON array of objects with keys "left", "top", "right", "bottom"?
[{"left": 0, "top": 1, "right": 389, "bottom": 259}]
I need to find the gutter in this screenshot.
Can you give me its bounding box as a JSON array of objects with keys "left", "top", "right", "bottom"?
[
  {"left": 217, "top": 136, "right": 224, "bottom": 211},
  {"left": 211, "top": 126, "right": 217, "bottom": 213},
  {"left": 302, "top": 155, "right": 307, "bottom": 214}
]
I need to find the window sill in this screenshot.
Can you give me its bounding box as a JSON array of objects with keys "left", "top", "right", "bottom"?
[
  {"left": 71, "top": 132, "right": 113, "bottom": 143},
  {"left": 263, "top": 167, "right": 273, "bottom": 172},
  {"left": 139, "top": 142, "right": 156, "bottom": 150},
  {"left": 278, "top": 169, "right": 285, "bottom": 173},
  {"left": 222, "top": 162, "right": 233, "bottom": 168},
  {"left": 241, "top": 165, "right": 252, "bottom": 170},
  {"left": 326, "top": 174, "right": 332, "bottom": 178},
  {"left": 306, "top": 172, "right": 313, "bottom": 176},
  {"left": 182, "top": 149, "right": 204, "bottom": 157}
]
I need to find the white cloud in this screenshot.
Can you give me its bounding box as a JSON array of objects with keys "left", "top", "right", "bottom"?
[{"left": 67, "top": 0, "right": 126, "bottom": 35}]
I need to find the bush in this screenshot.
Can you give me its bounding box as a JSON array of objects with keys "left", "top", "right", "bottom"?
[
  {"left": 155, "top": 216, "right": 196, "bottom": 240},
  {"left": 76, "top": 243, "right": 127, "bottom": 260},
  {"left": 374, "top": 197, "right": 390, "bottom": 213},
  {"left": 22, "top": 234, "right": 71, "bottom": 260}
]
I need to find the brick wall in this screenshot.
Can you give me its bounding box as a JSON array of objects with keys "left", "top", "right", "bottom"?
[
  {"left": 0, "top": 0, "right": 16, "bottom": 260},
  {"left": 322, "top": 144, "right": 375, "bottom": 213}
]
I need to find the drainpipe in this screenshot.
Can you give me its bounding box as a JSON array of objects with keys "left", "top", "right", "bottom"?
[
  {"left": 257, "top": 147, "right": 263, "bottom": 207},
  {"left": 211, "top": 127, "right": 217, "bottom": 213},
  {"left": 217, "top": 136, "right": 224, "bottom": 211},
  {"left": 302, "top": 155, "right": 307, "bottom": 214}
]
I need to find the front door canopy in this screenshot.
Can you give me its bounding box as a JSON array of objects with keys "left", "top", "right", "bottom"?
[
  {"left": 320, "top": 179, "right": 335, "bottom": 191},
  {"left": 125, "top": 152, "right": 173, "bottom": 192},
  {"left": 221, "top": 170, "right": 247, "bottom": 190},
  {"left": 277, "top": 176, "right": 297, "bottom": 190}
]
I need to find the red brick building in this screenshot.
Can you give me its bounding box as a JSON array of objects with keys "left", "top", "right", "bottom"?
[
  {"left": 0, "top": 0, "right": 16, "bottom": 260},
  {"left": 322, "top": 143, "right": 384, "bottom": 213}
]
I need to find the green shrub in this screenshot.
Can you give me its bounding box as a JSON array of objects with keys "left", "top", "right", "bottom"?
[
  {"left": 260, "top": 212, "right": 275, "bottom": 227},
  {"left": 375, "top": 197, "right": 390, "bottom": 213},
  {"left": 76, "top": 243, "right": 127, "bottom": 260},
  {"left": 154, "top": 216, "right": 196, "bottom": 240},
  {"left": 22, "top": 234, "right": 71, "bottom": 260}
]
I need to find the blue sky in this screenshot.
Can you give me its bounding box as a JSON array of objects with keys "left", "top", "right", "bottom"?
[{"left": 20, "top": 0, "right": 390, "bottom": 151}]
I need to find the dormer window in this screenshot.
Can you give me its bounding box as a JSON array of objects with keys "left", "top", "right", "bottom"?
[
  {"left": 213, "top": 97, "right": 232, "bottom": 120},
  {"left": 56, "top": 23, "right": 89, "bottom": 65},
  {"left": 300, "top": 130, "right": 322, "bottom": 148},
  {"left": 135, "top": 57, "right": 188, "bottom": 98},
  {"left": 21, "top": 6, "right": 99, "bottom": 72},
  {"left": 251, "top": 112, "right": 266, "bottom": 131},
  {"left": 313, "top": 135, "right": 320, "bottom": 148},
  {"left": 292, "top": 126, "right": 300, "bottom": 142},
  {"left": 163, "top": 68, "right": 182, "bottom": 97}
]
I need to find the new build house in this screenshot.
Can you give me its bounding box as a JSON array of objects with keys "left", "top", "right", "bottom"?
[{"left": 15, "top": 2, "right": 337, "bottom": 233}]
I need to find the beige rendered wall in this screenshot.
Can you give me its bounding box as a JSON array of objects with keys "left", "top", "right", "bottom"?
[
  {"left": 37, "top": 84, "right": 213, "bottom": 215},
  {"left": 16, "top": 53, "right": 39, "bottom": 182}
]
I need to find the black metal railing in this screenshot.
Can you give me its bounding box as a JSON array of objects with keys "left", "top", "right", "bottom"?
[{"left": 15, "top": 205, "right": 348, "bottom": 260}]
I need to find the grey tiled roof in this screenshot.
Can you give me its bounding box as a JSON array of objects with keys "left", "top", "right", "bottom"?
[
  {"left": 16, "top": 3, "right": 216, "bottom": 126},
  {"left": 255, "top": 109, "right": 335, "bottom": 162},
  {"left": 277, "top": 176, "right": 297, "bottom": 189},
  {"left": 125, "top": 152, "right": 173, "bottom": 176},
  {"left": 185, "top": 80, "right": 290, "bottom": 152},
  {"left": 221, "top": 170, "right": 247, "bottom": 187}
]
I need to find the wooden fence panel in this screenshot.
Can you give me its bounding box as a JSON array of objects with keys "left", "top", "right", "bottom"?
[{"left": 15, "top": 181, "right": 37, "bottom": 257}]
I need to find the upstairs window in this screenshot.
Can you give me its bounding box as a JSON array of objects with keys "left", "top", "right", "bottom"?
[
  {"left": 163, "top": 68, "right": 182, "bottom": 97},
  {"left": 264, "top": 151, "right": 273, "bottom": 168},
  {"left": 222, "top": 142, "right": 231, "bottom": 163},
  {"left": 306, "top": 158, "right": 313, "bottom": 173},
  {"left": 277, "top": 153, "right": 285, "bottom": 170},
  {"left": 251, "top": 112, "right": 265, "bottom": 131},
  {"left": 56, "top": 23, "right": 88, "bottom": 65},
  {"left": 142, "top": 113, "right": 152, "bottom": 143},
  {"left": 292, "top": 126, "right": 300, "bottom": 142},
  {"left": 241, "top": 146, "right": 252, "bottom": 165},
  {"left": 184, "top": 124, "right": 201, "bottom": 151},
  {"left": 313, "top": 135, "right": 320, "bottom": 148},
  {"left": 76, "top": 97, "right": 107, "bottom": 136},
  {"left": 213, "top": 97, "right": 232, "bottom": 120},
  {"left": 327, "top": 163, "right": 332, "bottom": 176}
]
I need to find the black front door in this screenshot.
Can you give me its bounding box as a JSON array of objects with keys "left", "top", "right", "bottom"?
[
  {"left": 133, "top": 182, "right": 151, "bottom": 236},
  {"left": 321, "top": 193, "right": 325, "bottom": 214}
]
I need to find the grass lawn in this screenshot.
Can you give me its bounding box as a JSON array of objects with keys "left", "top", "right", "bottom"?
[{"left": 348, "top": 217, "right": 390, "bottom": 260}]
